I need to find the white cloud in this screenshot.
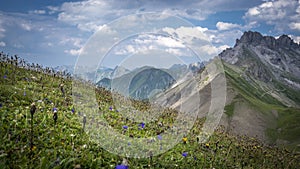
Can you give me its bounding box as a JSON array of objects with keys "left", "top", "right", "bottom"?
[
  {"left": 289, "top": 22, "right": 300, "bottom": 31},
  {"left": 244, "top": 0, "right": 300, "bottom": 32},
  {"left": 60, "top": 37, "right": 84, "bottom": 48},
  {"left": 114, "top": 34, "right": 187, "bottom": 56},
  {"left": 288, "top": 35, "right": 300, "bottom": 44},
  {"left": 199, "top": 44, "right": 231, "bottom": 55},
  {"left": 216, "top": 22, "right": 241, "bottom": 31},
  {"left": 64, "top": 48, "right": 83, "bottom": 56},
  {"left": 156, "top": 36, "right": 185, "bottom": 48},
  {"left": 29, "top": 10, "right": 46, "bottom": 15},
  {"left": 20, "top": 23, "right": 32, "bottom": 31},
  {"left": 165, "top": 48, "right": 184, "bottom": 56},
  {"left": 0, "top": 41, "right": 6, "bottom": 47},
  {"left": 47, "top": 6, "right": 60, "bottom": 14},
  {"left": 56, "top": 0, "right": 264, "bottom": 32},
  {"left": 247, "top": 7, "right": 260, "bottom": 16},
  {"left": 162, "top": 26, "right": 211, "bottom": 44}
]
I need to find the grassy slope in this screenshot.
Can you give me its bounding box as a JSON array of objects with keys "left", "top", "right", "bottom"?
[
  {"left": 223, "top": 62, "right": 300, "bottom": 149},
  {"left": 0, "top": 60, "right": 299, "bottom": 168}
]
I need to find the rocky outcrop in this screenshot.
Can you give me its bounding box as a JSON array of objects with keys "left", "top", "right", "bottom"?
[
  {"left": 235, "top": 31, "right": 300, "bottom": 49},
  {"left": 220, "top": 31, "right": 300, "bottom": 87}
]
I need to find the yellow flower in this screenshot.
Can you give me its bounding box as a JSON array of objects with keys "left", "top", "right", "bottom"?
[
  {"left": 182, "top": 137, "right": 188, "bottom": 143},
  {"left": 31, "top": 146, "right": 37, "bottom": 151},
  {"left": 205, "top": 143, "right": 210, "bottom": 148}
]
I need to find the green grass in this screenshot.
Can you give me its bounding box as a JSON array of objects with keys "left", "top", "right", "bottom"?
[
  {"left": 0, "top": 57, "right": 299, "bottom": 168},
  {"left": 223, "top": 61, "right": 300, "bottom": 151},
  {"left": 224, "top": 103, "right": 235, "bottom": 117}
]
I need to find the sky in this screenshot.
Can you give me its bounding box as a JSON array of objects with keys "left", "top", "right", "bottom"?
[{"left": 0, "top": 0, "right": 299, "bottom": 68}]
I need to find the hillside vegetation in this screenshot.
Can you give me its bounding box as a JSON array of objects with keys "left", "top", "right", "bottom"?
[{"left": 0, "top": 54, "right": 299, "bottom": 168}]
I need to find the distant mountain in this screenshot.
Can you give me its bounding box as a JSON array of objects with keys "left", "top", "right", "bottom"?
[
  {"left": 96, "top": 66, "right": 176, "bottom": 100},
  {"left": 96, "top": 62, "right": 205, "bottom": 100},
  {"left": 128, "top": 68, "right": 175, "bottom": 100}
]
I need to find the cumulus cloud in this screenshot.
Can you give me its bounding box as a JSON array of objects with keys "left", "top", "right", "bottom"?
[
  {"left": 64, "top": 48, "right": 83, "bottom": 56},
  {"left": 0, "top": 41, "right": 6, "bottom": 47},
  {"left": 289, "top": 22, "right": 300, "bottom": 31},
  {"left": 113, "top": 34, "right": 188, "bottom": 56},
  {"left": 216, "top": 22, "right": 241, "bottom": 31},
  {"left": 244, "top": 0, "right": 300, "bottom": 32},
  {"left": 56, "top": 0, "right": 263, "bottom": 32},
  {"left": 162, "top": 26, "right": 211, "bottom": 44}
]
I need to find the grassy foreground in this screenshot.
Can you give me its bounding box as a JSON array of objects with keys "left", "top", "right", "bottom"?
[{"left": 0, "top": 54, "right": 299, "bottom": 168}]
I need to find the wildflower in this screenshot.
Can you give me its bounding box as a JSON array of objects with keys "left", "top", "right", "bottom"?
[
  {"left": 182, "top": 152, "right": 188, "bottom": 157},
  {"left": 182, "top": 137, "right": 188, "bottom": 143},
  {"left": 71, "top": 108, "right": 75, "bottom": 113},
  {"left": 138, "top": 122, "right": 145, "bottom": 129},
  {"left": 116, "top": 158, "right": 129, "bottom": 169},
  {"left": 53, "top": 107, "right": 58, "bottom": 113},
  {"left": 23, "top": 91, "right": 26, "bottom": 96},
  {"left": 31, "top": 146, "right": 37, "bottom": 151},
  {"left": 3, "top": 75, "right": 7, "bottom": 79},
  {"left": 205, "top": 143, "right": 210, "bottom": 148},
  {"left": 157, "top": 135, "right": 162, "bottom": 140},
  {"left": 128, "top": 142, "right": 131, "bottom": 146},
  {"left": 123, "top": 125, "right": 128, "bottom": 130},
  {"left": 115, "top": 164, "right": 128, "bottom": 169},
  {"left": 109, "top": 106, "right": 113, "bottom": 111}
]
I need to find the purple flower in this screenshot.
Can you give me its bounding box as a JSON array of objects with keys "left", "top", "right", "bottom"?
[
  {"left": 157, "top": 135, "right": 162, "bottom": 140},
  {"left": 182, "top": 152, "right": 188, "bottom": 157},
  {"left": 123, "top": 125, "right": 128, "bottom": 130},
  {"left": 138, "top": 122, "right": 145, "bottom": 129},
  {"left": 115, "top": 164, "right": 128, "bottom": 169},
  {"left": 23, "top": 91, "right": 26, "bottom": 96},
  {"left": 53, "top": 107, "right": 58, "bottom": 112},
  {"left": 71, "top": 108, "right": 75, "bottom": 113},
  {"left": 109, "top": 106, "right": 113, "bottom": 111},
  {"left": 128, "top": 142, "right": 131, "bottom": 146},
  {"left": 3, "top": 75, "right": 7, "bottom": 79}
]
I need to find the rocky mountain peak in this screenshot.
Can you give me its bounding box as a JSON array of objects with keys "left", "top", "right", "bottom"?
[
  {"left": 277, "top": 34, "right": 295, "bottom": 48},
  {"left": 235, "top": 31, "right": 299, "bottom": 49},
  {"left": 220, "top": 31, "right": 300, "bottom": 86},
  {"left": 236, "top": 31, "right": 264, "bottom": 46}
]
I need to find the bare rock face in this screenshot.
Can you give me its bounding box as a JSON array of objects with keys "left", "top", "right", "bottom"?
[{"left": 220, "top": 31, "right": 300, "bottom": 88}]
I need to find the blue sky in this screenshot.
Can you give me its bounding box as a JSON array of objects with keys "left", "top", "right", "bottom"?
[{"left": 0, "top": 0, "right": 299, "bottom": 67}]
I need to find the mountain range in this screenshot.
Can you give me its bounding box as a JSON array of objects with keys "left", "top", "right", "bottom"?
[
  {"left": 59, "top": 31, "right": 300, "bottom": 149},
  {"left": 99, "top": 31, "right": 300, "bottom": 149}
]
